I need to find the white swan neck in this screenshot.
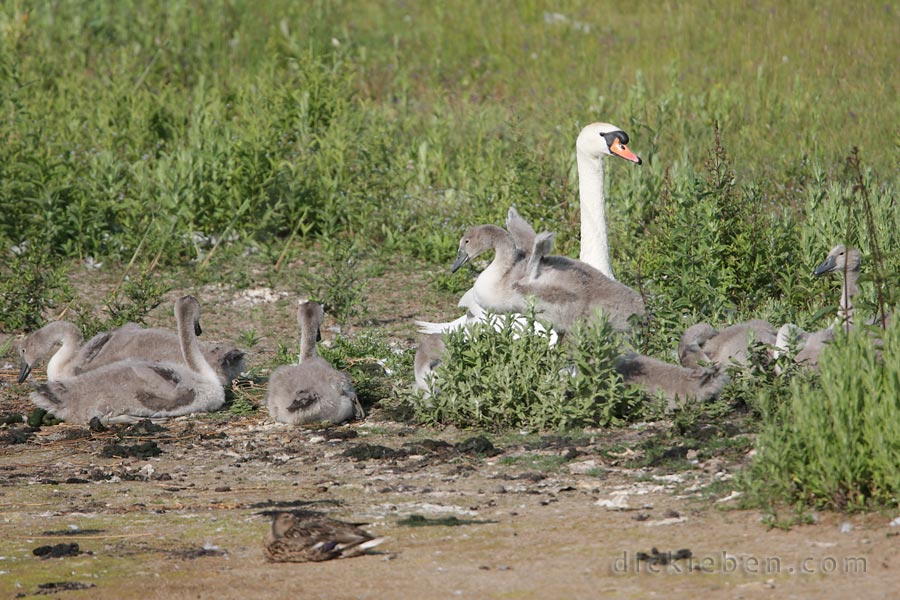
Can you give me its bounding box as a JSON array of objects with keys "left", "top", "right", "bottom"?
[
  {"left": 177, "top": 303, "right": 220, "bottom": 383},
  {"left": 46, "top": 326, "right": 81, "bottom": 379},
  {"left": 838, "top": 269, "right": 859, "bottom": 329},
  {"left": 298, "top": 325, "right": 318, "bottom": 364},
  {"left": 577, "top": 149, "right": 614, "bottom": 280}
]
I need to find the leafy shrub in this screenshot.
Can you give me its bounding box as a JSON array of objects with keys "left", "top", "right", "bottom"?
[
  {"left": 300, "top": 239, "right": 369, "bottom": 324},
  {"left": 317, "top": 331, "right": 411, "bottom": 409},
  {"left": 416, "top": 312, "right": 644, "bottom": 431},
  {"left": 565, "top": 317, "right": 647, "bottom": 426},
  {"left": 75, "top": 268, "right": 170, "bottom": 338},
  {"left": 633, "top": 125, "right": 802, "bottom": 358},
  {"left": 744, "top": 322, "right": 900, "bottom": 511},
  {"left": 0, "top": 244, "right": 71, "bottom": 332}
]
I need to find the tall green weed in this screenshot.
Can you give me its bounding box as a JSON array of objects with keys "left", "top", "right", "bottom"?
[{"left": 745, "top": 323, "right": 900, "bottom": 511}]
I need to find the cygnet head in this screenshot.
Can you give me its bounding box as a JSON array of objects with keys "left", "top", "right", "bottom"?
[
  {"left": 450, "top": 225, "right": 508, "bottom": 273},
  {"left": 174, "top": 295, "right": 204, "bottom": 336},
  {"left": 576, "top": 122, "right": 642, "bottom": 164},
  {"left": 298, "top": 300, "right": 325, "bottom": 341},
  {"left": 17, "top": 321, "right": 81, "bottom": 383},
  {"left": 813, "top": 244, "right": 861, "bottom": 277}
]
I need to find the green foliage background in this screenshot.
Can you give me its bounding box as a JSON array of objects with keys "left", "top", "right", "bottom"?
[{"left": 2, "top": 1, "right": 897, "bottom": 266}]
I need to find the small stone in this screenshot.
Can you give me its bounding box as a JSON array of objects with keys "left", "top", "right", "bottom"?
[
  {"left": 89, "top": 417, "right": 108, "bottom": 433},
  {"left": 214, "top": 486, "right": 231, "bottom": 492},
  {"left": 567, "top": 459, "right": 598, "bottom": 475}
]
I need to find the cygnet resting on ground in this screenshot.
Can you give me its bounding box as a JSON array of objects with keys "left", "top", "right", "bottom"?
[
  {"left": 266, "top": 301, "right": 364, "bottom": 425},
  {"left": 28, "top": 296, "right": 226, "bottom": 424}
]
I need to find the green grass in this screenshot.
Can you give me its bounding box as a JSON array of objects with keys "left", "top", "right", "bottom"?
[
  {"left": 2, "top": 1, "right": 898, "bottom": 267},
  {"left": 3, "top": 1, "right": 900, "bottom": 512}
]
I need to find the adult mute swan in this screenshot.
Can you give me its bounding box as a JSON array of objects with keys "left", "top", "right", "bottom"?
[{"left": 575, "top": 122, "right": 642, "bottom": 280}]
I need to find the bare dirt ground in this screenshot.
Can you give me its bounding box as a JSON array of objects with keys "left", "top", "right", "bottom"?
[{"left": 1, "top": 255, "right": 897, "bottom": 599}]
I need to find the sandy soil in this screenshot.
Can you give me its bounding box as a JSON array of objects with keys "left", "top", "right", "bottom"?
[
  {"left": 1, "top": 257, "right": 898, "bottom": 599},
  {"left": 1, "top": 412, "right": 895, "bottom": 600}
]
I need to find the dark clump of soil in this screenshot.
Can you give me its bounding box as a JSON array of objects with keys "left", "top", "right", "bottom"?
[
  {"left": 251, "top": 500, "right": 341, "bottom": 512},
  {"left": 100, "top": 441, "right": 162, "bottom": 459},
  {"left": 62, "top": 428, "right": 93, "bottom": 441},
  {"left": 456, "top": 435, "right": 501, "bottom": 457},
  {"left": 167, "top": 545, "right": 228, "bottom": 560},
  {"left": 122, "top": 419, "right": 167, "bottom": 436},
  {"left": 317, "top": 428, "right": 359, "bottom": 441},
  {"left": 88, "top": 417, "right": 108, "bottom": 432},
  {"left": 342, "top": 443, "right": 406, "bottom": 460},
  {"left": 492, "top": 472, "right": 547, "bottom": 482},
  {"left": 635, "top": 547, "right": 693, "bottom": 565},
  {"left": 15, "top": 581, "right": 96, "bottom": 597},
  {"left": 87, "top": 468, "right": 117, "bottom": 481},
  {"left": 397, "top": 514, "right": 497, "bottom": 527},
  {"left": 41, "top": 528, "right": 105, "bottom": 536},
  {"left": 32, "top": 543, "right": 82, "bottom": 558},
  {"left": 1, "top": 413, "right": 24, "bottom": 425},
  {"left": 64, "top": 477, "right": 91, "bottom": 484},
  {"left": 525, "top": 435, "right": 585, "bottom": 450},
  {"left": 401, "top": 439, "right": 455, "bottom": 455},
  {"left": 1, "top": 426, "right": 38, "bottom": 445}
]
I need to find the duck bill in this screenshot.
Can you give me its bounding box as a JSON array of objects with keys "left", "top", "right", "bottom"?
[
  {"left": 18, "top": 360, "right": 32, "bottom": 384},
  {"left": 610, "top": 142, "right": 642, "bottom": 165},
  {"left": 450, "top": 251, "right": 470, "bottom": 273},
  {"left": 813, "top": 256, "right": 836, "bottom": 277}
]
